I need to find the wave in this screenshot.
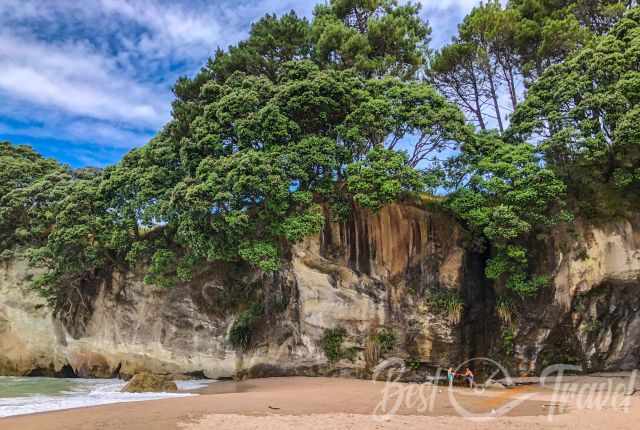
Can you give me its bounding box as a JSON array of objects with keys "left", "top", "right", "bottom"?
[{"left": 0, "top": 377, "right": 214, "bottom": 418}]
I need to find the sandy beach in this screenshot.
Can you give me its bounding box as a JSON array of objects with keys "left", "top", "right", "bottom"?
[{"left": 0, "top": 376, "right": 637, "bottom": 430}]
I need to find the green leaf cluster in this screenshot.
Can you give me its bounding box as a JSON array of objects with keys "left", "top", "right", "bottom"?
[
  {"left": 511, "top": 7, "right": 640, "bottom": 215},
  {"left": 445, "top": 133, "right": 568, "bottom": 296},
  {"left": 228, "top": 302, "right": 265, "bottom": 350}
]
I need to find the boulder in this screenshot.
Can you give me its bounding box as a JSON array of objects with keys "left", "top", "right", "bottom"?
[{"left": 121, "top": 372, "right": 177, "bottom": 393}]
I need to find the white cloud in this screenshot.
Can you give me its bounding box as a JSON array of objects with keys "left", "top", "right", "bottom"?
[
  {"left": 0, "top": 113, "right": 153, "bottom": 150},
  {"left": 95, "top": 0, "right": 235, "bottom": 59},
  {"left": 0, "top": 32, "right": 168, "bottom": 127},
  {"left": 0, "top": 0, "right": 481, "bottom": 165}
]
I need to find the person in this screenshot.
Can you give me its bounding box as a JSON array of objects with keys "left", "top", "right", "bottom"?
[
  {"left": 463, "top": 367, "right": 475, "bottom": 388},
  {"left": 447, "top": 367, "right": 455, "bottom": 386}
]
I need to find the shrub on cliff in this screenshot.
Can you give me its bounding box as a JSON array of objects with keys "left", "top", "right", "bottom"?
[{"left": 228, "top": 303, "right": 264, "bottom": 350}]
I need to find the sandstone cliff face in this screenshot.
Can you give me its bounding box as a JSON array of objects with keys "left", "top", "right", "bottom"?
[
  {"left": 0, "top": 203, "right": 473, "bottom": 379},
  {"left": 3, "top": 205, "right": 639, "bottom": 379},
  {"left": 515, "top": 218, "right": 640, "bottom": 373}
]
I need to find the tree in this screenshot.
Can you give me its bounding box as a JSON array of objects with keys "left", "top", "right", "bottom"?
[
  {"left": 0, "top": 142, "right": 74, "bottom": 252},
  {"left": 458, "top": 1, "right": 510, "bottom": 132},
  {"left": 311, "top": 0, "right": 431, "bottom": 79},
  {"left": 431, "top": 0, "right": 631, "bottom": 131},
  {"left": 430, "top": 42, "right": 490, "bottom": 130},
  {"left": 508, "top": 0, "right": 629, "bottom": 81},
  {"left": 208, "top": 11, "right": 312, "bottom": 82},
  {"left": 431, "top": 1, "right": 523, "bottom": 132},
  {"left": 445, "top": 133, "right": 568, "bottom": 296},
  {"left": 510, "top": 6, "right": 640, "bottom": 213}
]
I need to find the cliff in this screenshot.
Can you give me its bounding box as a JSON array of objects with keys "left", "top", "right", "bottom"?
[
  {"left": 1, "top": 204, "right": 639, "bottom": 379},
  {"left": 514, "top": 217, "right": 640, "bottom": 373},
  {"left": 0, "top": 203, "right": 480, "bottom": 379}
]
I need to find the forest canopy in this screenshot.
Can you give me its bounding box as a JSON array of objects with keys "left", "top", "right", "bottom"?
[{"left": 1, "top": 0, "right": 639, "bottom": 308}]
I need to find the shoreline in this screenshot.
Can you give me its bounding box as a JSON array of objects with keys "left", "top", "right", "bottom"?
[{"left": 0, "top": 375, "right": 637, "bottom": 429}]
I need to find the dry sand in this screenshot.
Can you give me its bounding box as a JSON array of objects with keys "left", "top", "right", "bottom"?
[{"left": 0, "top": 376, "right": 637, "bottom": 430}]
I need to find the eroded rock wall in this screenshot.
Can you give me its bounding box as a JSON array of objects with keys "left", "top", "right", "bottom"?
[
  {"left": 514, "top": 218, "right": 640, "bottom": 373},
  {"left": 0, "top": 203, "right": 473, "bottom": 379},
  {"left": 3, "top": 204, "right": 638, "bottom": 379}
]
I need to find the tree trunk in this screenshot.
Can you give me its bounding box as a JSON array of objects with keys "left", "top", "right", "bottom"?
[
  {"left": 470, "top": 70, "right": 486, "bottom": 130},
  {"left": 487, "top": 69, "right": 504, "bottom": 133},
  {"left": 504, "top": 66, "right": 518, "bottom": 111}
]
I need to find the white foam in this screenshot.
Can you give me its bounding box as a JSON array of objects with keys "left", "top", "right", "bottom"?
[
  {"left": 0, "top": 378, "right": 198, "bottom": 418},
  {"left": 175, "top": 379, "right": 216, "bottom": 391}
]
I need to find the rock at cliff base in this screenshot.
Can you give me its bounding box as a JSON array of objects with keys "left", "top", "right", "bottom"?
[
  {"left": 483, "top": 379, "right": 507, "bottom": 389},
  {"left": 121, "top": 372, "right": 177, "bottom": 393}
]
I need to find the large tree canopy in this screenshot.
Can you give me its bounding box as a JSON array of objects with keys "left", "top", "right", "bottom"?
[
  {"left": 0, "top": 142, "right": 75, "bottom": 253},
  {"left": 510, "top": 7, "right": 640, "bottom": 214},
  {"left": 87, "top": 63, "right": 469, "bottom": 284},
  {"left": 4, "top": 1, "right": 468, "bottom": 299}
]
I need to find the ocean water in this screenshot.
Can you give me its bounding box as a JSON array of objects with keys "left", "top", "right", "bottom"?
[{"left": 0, "top": 376, "right": 213, "bottom": 418}]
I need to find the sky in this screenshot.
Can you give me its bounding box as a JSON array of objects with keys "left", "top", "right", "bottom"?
[{"left": 0, "top": 0, "right": 481, "bottom": 168}]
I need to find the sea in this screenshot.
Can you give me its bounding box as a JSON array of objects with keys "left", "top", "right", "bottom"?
[{"left": 0, "top": 376, "right": 212, "bottom": 417}]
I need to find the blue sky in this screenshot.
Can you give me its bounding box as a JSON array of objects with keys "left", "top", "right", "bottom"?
[{"left": 0, "top": 0, "right": 480, "bottom": 168}]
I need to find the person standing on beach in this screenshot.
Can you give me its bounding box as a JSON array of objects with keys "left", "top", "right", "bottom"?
[
  {"left": 447, "top": 367, "right": 455, "bottom": 386},
  {"left": 463, "top": 368, "right": 474, "bottom": 388}
]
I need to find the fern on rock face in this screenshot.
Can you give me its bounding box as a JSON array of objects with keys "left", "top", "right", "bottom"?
[
  {"left": 228, "top": 302, "right": 264, "bottom": 350},
  {"left": 424, "top": 288, "right": 464, "bottom": 324}
]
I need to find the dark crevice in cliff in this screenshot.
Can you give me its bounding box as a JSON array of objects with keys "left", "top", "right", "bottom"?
[
  {"left": 459, "top": 248, "right": 497, "bottom": 367},
  {"left": 26, "top": 363, "right": 77, "bottom": 378},
  {"left": 112, "top": 362, "right": 122, "bottom": 379}
]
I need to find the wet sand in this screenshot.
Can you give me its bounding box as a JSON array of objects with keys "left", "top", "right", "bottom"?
[{"left": 0, "top": 376, "right": 637, "bottom": 430}]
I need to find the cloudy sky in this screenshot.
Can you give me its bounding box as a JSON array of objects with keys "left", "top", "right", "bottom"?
[{"left": 0, "top": 0, "right": 480, "bottom": 167}]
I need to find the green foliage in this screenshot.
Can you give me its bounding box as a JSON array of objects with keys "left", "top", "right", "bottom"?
[
  {"left": 445, "top": 133, "right": 568, "bottom": 296},
  {"left": 511, "top": 7, "right": 640, "bottom": 215},
  {"left": 0, "top": 142, "right": 75, "bottom": 251},
  {"left": 144, "top": 249, "right": 179, "bottom": 289},
  {"left": 374, "top": 328, "right": 396, "bottom": 354},
  {"left": 346, "top": 149, "right": 425, "bottom": 210},
  {"left": 424, "top": 288, "right": 464, "bottom": 323},
  {"left": 209, "top": 11, "right": 312, "bottom": 82},
  {"left": 501, "top": 326, "right": 515, "bottom": 356},
  {"left": 311, "top": 0, "right": 431, "bottom": 79},
  {"left": 321, "top": 327, "right": 356, "bottom": 363},
  {"left": 405, "top": 357, "right": 421, "bottom": 371},
  {"left": 228, "top": 302, "right": 264, "bottom": 350},
  {"left": 208, "top": 1, "right": 432, "bottom": 82}
]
